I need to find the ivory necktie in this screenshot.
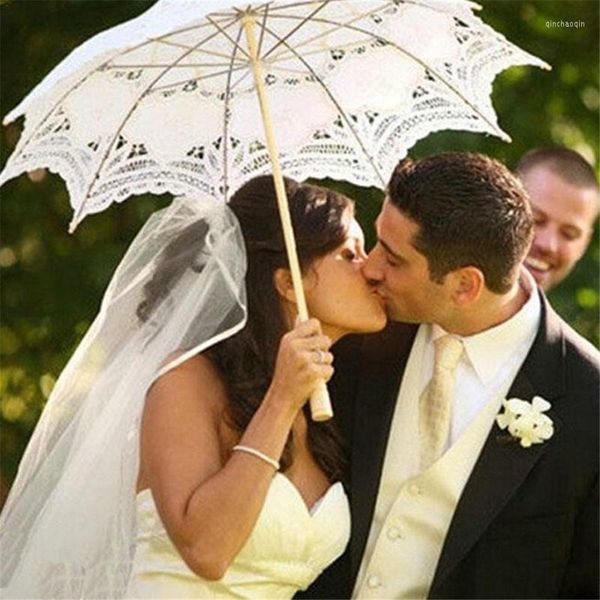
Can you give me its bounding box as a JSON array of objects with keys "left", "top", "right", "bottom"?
[{"left": 419, "top": 334, "right": 464, "bottom": 470}]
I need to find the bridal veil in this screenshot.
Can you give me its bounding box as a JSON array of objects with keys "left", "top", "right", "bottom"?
[{"left": 0, "top": 195, "right": 247, "bottom": 598}]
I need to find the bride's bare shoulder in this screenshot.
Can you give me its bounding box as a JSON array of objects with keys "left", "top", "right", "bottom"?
[
  {"left": 138, "top": 352, "right": 232, "bottom": 500},
  {"left": 161, "top": 351, "right": 221, "bottom": 377},
  {"left": 147, "top": 352, "right": 228, "bottom": 414}
]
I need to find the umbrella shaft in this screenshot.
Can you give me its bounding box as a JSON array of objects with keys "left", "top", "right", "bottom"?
[
  {"left": 242, "top": 14, "right": 332, "bottom": 422},
  {"left": 242, "top": 14, "right": 309, "bottom": 322}
]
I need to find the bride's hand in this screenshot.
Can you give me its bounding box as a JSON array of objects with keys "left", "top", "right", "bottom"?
[{"left": 267, "top": 318, "right": 333, "bottom": 413}]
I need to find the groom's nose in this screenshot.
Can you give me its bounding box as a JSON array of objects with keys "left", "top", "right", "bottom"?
[{"left": 362, "top": 244, "right": 385, "bottom": 285}]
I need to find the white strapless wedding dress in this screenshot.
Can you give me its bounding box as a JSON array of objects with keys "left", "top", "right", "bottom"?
[{"left": 125, "top": 473, "right": 350, "bottom": 598}]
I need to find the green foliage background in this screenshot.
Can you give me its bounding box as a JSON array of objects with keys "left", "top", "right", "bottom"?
[{"left": 1, "top": 0, "right": 598, "bottom": 495}]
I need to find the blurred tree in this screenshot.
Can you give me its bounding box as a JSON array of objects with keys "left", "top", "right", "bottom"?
[{"left": 0, "top": 0, "right": 598, "bottom": 495}]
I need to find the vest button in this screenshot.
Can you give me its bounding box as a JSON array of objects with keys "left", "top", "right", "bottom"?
[
  {"left": 367, "top": 575, "right": 381, "bottom": 588},
  {"left": 387, "top": 526, "right": 402, "bottom": 540}
]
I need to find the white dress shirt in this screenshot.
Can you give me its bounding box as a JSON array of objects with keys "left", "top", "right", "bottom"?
[{"left": 432, "top": 269, "right": 541, "bottom": 449}]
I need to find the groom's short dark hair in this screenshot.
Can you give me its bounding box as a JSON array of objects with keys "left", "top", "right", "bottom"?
[{"left": 387, "top": 152, "right": 533, "bottom": 294}]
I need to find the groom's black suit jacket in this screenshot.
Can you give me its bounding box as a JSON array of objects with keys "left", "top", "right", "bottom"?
[{"left": 299, "top": 293, "right": 599, "bottom": 599}]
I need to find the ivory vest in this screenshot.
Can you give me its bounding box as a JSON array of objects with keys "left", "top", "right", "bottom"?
[{"left": 354, "top": 328, "right": 504, "bottom": 599}]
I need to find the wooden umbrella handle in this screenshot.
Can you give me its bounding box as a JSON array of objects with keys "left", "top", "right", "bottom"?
[
  {"left": 243, "top": 14, "right": 333, "bottom": 422},
  {"left": 309, "top": 380, "right": 335, "bottom": 422}
]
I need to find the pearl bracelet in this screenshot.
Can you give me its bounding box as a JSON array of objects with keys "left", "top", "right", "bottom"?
[{"left": 232, "top": 444, "right": 280, "bottom": 470}]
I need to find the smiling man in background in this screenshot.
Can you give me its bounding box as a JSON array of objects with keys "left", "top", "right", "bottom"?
[{"left": 516, "top": 147, "right": 599, "bottom": 291}]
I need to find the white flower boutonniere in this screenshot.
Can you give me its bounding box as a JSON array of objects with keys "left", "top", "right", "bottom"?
[{"left": 496, "top": 396, "right": 554, "bottom": 448}]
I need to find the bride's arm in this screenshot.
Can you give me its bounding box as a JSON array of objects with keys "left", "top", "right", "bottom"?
[{"left": 139, "top": 318, "right": 332, "bottom": 581}]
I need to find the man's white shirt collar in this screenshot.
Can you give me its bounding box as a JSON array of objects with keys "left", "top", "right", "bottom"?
[{"left": 430, "top": 268, "right": 541, "bottom": 385}]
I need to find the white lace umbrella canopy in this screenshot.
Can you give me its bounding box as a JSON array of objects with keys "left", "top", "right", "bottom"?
[{"left": 0, "top": 0, "right": 549, "bottom": 232}]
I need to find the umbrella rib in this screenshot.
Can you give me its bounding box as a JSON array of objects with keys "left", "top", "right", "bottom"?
[
  {"left": 148, "top": 38, "right": 246, "bottom": 63},
  {"left": 260, "top": 0, "right": 332, "bottom": 61},
  {"left": 222, "top": 23, "right": 244, "bottom": 201},
  {"left": 265, "top": 11, "right": 505, "bottom": 137},
  {"left": 135, "top": 13, "right": 238, "bottom": 44},
  {"left": 255, "top": 1, "right": 331, "bottom": 13},
  {"left": 150, "top": 18, "right": 269, "bottom": 94},
  {"left": 110, "top": 14, "right": 241, "bottom": 63},
  {"left": 264, "top": 1, "right": 387, "bottom": 63},
  {"left": 70, "top": 16, "right": 241, "bottom": 230},
  {"left": 206, "top": 15, "right": 251, "bottom": 61},
  {"left": 106, "top": 62, "right": 242, "bottom": 69},
  {"left": 263, "top": 0, "right": 476, "bottom": 68},
  {"left": 150, "top": 63, "right": 249, "bottom": 93},
  {"left": 256, "top": 3, "right": 269, "bottom": 59},
  {"left": 111, "top": 16, "right": 229, "bottom": 54},
  {"left": 267, "top": 65, "right": 314, "bottom": 77},
  {"left": 228, "top": 66, "right": 254, "bottom": 94},
  {"left": 267, "top": 37, "right": 374, "bottom": 69},
  {"left": 8, "top": 16, "right": 240, "bottom": 166},
  {"left": 260, "top": 22, "right": 386, "bottom": 187}
]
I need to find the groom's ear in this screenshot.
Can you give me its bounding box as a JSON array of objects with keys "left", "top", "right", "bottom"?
[
  {"left": 450, "top": 266, "right": 484, "bottom": 306},
  {"left": 273, "top": 268, "right": 296, "bottom": 303}
]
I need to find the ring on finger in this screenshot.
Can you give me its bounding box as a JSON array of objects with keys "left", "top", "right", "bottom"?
[{"left": 313, "top": 349, "right": 326, "bottom": 364}]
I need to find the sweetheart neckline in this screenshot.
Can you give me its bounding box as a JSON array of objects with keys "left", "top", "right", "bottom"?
[
  {"left": 136, "top": 475, "right": 344, "bottom": 520},
  {"left": 273, "top": 472, "right": 343, "bottom": 518}
]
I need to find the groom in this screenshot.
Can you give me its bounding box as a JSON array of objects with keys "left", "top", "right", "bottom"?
[{"left": 302, "top": 152, "right": 599, "bottom": 599}]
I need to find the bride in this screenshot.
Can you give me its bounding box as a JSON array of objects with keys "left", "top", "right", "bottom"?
[{"left": 0, "top": 175, "right": 386, "bottom": 598}]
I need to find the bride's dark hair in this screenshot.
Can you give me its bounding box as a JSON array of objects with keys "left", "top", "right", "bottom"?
[
  {"left": 139, "top": 175, "right": 351, "bottom": 482},
  {"left": 213, "top": 176, "right": 350, "bottom": 482}
]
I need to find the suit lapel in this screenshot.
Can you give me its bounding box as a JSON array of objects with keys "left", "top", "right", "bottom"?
[
  {"left": 430, "top": 293, "right": 566, "bottom": 594},
  {"left": 350, "top": 322, "right": 418, "bottom": 583}
]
